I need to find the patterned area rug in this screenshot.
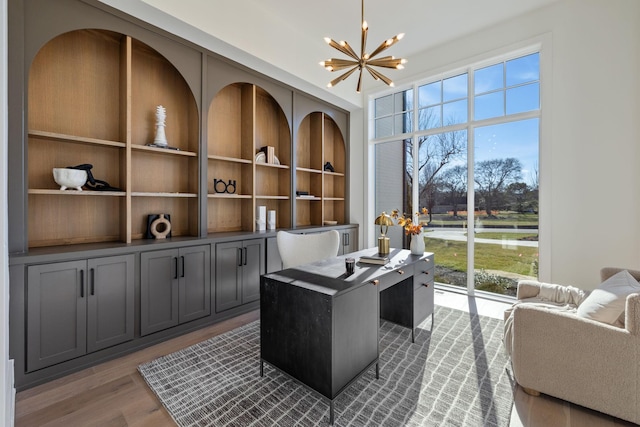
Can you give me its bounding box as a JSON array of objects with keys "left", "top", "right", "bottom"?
[{"left": 139, "top": 305, "right": 514, "bottom": 426}]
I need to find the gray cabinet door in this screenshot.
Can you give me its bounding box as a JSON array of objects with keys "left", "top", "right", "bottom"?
[
  {"left": 215, "top": 241, "right": 242, "bottom": 312},
  {"left": 242, "top": 238, "right": 265, "bottom": 303},
  {"left": 27, "top": 260, "right": 87, "bottom": 372},
  {"left": 179, "top": 245, "right": 211, "bottom": 323},
  {"left": 141, "top": 249, "right": 179, "bottom": 336},
  {"left": 87, "top": 254, "right": 135, "bottom": 353}
]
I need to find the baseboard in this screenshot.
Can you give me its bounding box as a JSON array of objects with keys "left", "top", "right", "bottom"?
[{"left": 5, "top": 358, "right": 15, "bottom": 426}]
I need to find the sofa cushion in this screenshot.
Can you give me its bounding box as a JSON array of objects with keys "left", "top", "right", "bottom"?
[{"left": 577, "top": 270, "right": 640, "bottom": 326}]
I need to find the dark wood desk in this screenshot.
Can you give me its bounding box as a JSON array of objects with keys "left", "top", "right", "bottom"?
[{"left": 260, "top": 248, "right": 434, "bottom": 424}]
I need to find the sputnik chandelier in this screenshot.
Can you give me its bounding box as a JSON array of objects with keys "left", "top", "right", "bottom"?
[{"left": 320, "top": 0, "right": 407, "bottom": 93}]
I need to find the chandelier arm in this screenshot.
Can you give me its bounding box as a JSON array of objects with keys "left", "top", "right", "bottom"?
[
  {"left": 365, "top": 65, "right": 393, "bottom": 86},
  {"left": 325, "top": 58, "right": 360, "bottom": 71},
  {"left": 329, "top": 66, "right": 359, "bottom": 87},
  {"left": 356, "top": 68, "right": 363, "bottom": 93},
  {"left": 367, "top": 36, "right": 400, "bottom": 60},
  {"left": 341, "top": 41, "right": 359, "bottom": 60},
  {"left": 361, "top": 26, "right": 368, "bottom": 60},
  {"left": 367, "top": 58, "right": 405, "bottom": 69},
  {"left": 326, "top": 38, "right": 359, "bottom": 61}
]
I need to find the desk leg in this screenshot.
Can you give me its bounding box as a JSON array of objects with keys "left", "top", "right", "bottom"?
[
  {"left": 260, "top": 359, "right": 263, "bottom": 377},
  {"left": 411, "top": 328, "right": 415, "bottom": 343},
  {"left": 376, "top": 362, "right": 379, "bottom": 379},
  {"left": 330, "top": 401, "right": 334, "bottom": 425}
]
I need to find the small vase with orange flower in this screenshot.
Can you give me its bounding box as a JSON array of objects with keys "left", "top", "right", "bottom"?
[{"left": 392, "top": 207, "right": 429, "bottom": 255}]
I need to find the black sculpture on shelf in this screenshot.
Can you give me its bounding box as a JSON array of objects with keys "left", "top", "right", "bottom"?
[
  {"left": 214, "top": 178, "right": 236, "bottom": 194},
  {"left": 324, "top": 161, "right": 335, "bottom": 172}
]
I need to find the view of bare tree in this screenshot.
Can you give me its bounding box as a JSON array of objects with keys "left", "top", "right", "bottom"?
[
  {"left": 439, "top": 164, "right": 467, "bottom": 217},
  {"left": 474, "top": 158, "right": 523, "bottom": 217}
]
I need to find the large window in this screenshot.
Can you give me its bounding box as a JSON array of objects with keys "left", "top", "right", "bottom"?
[{"left": 372, "top": 51, "right": 540, "bottom": 298}]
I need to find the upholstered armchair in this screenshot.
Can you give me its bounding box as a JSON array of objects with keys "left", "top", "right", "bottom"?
[{"left": 504, "top": 267, "right": 640, "bottom": 425}]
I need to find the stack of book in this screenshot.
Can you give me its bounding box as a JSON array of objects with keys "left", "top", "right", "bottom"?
[
  {"left": 296, "top": 191, "right": 315, "bottom": 198},
  {"left": 358, "top": 255, "right": 390, "bottom": 265},
  {"left": 260, "top": 146, "right": 275, "bottom": 164}
]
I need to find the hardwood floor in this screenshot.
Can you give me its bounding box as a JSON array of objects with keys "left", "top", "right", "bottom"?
[
  {"left": 14, "top": 311, "right": 259, "bottom": 427},
  {"left": 14, "top": 292, "right": 635, "bottom": 426}
]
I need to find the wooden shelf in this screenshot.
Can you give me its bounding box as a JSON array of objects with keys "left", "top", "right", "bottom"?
[
  {"left": 207, "top": 82, "right": 292, "bottom": 233},
  {"left": 28, "top": 189, "right": 125, "bottom": 197},
  {"left": 23, "top": 29, "right": 346, "bottom": 248},
  {"left": 131, "top": 144, "right": 197, "bottom": 157},
  {"left": 208, "top": 154, "right": 252, "bottom": 164},
  {"left": 256, "top": 162, "right": 290, "bottom": 170},
  {"left": 131, "top": 192, "right": 197, "bottom": 198},
  {"left": 295, "top": 112, "right": 346, "bottom": 227},
  {"left": 207, "top": 193, "right": 252, "bottom": 199},
  {"left": 257, "top": 195, "right": 289, "bottom": 200},
  {"left": 296, "top": 167, "right": 322, "bottom": 174},
  {"left": 27, "top": 29, "right": 199, "bottom": 247},
  {"left": 28, "top": 130, "right": 126, "bottom": 148}
]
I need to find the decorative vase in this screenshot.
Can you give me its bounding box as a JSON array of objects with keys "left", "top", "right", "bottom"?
[
  {"left": 267, "top": 210, "right": 276, "bottom": 230},
  {"left": 410, "top": 231, "right": 425, "bottom": 255},
  {"left": 256, "top": 205, "right": 266, "bottom": 231}
]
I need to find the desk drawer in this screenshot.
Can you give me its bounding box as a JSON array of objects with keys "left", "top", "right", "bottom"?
[
  {"left": 414, "top": 280, "right": 434, "bottom": 326},
  {"left": 376, "top": 264, "right": 414, "bottom": 292},
  {"left": 419, "top": 255, "right": 434, "bottom": 270},
  {"left": 414, "top": 266, "right": 434, "bottom": 290}
]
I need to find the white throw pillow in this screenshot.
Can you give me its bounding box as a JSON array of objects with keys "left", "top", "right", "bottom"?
[{"left": 577, "top": 270, "right": 640, "bottom": 325}]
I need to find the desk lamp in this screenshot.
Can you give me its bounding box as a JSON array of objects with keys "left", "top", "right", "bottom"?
[{"left": 374, "top": 212, "right": 394, "bottom": 256}]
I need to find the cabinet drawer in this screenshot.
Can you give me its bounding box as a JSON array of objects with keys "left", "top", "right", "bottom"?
[
  {"left": 419, "top": 255, "right": 434, "bottom": 270},
  {"left": 414, "top": 281, "right": 434, "bottom": 327},
  {"left": 414, "top": 267, "right": 434, "bottom": 290},
  {"left": 375, "top": 264, "right": 414, "bottom": 292}
]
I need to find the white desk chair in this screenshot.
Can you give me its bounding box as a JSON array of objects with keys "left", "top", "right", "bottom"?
[{"left": 276, "top": 230, "right": 340, "bottom": 269}]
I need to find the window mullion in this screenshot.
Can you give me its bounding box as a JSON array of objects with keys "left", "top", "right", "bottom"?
[
  {"left": 503, "top": 61, "right": 507, "bottom": 117},
  {"left": 467, "top": 66, "right": 475, "bottom": 295}
]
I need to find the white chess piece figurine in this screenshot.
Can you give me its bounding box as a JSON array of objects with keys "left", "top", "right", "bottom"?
[{"left": 154, "top": 105, "right": 168, "bottom": 147}]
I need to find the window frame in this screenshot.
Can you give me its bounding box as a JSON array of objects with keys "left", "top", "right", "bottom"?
[{"left": 368, "top": 45, "right": 543, "bottom": 296}]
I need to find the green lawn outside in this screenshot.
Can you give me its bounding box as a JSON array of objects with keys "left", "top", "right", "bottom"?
[
  {"left": 473, "top": 232, "right": 538, "bottom": 241},
  {"left": 426, "top": 237, "right": 538, "bottom": 277}
]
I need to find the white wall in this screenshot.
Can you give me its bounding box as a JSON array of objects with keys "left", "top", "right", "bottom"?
[
  {"left": 359, "top": 0, "right": 640, "bottom": 289},
  {"left": 1, "top": 0, "right": 16, "bottom": 422}
]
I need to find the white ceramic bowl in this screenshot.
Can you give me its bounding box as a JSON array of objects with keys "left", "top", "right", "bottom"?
[{"left": 52, "top": 168, "right": 87, "bottom": 191}]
